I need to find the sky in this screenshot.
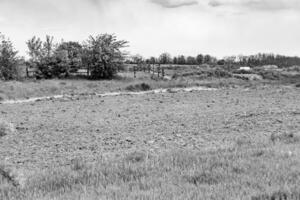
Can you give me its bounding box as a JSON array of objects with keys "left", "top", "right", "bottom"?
[{"left": 0, "top": 0, "right": 300, "bottom": 58}]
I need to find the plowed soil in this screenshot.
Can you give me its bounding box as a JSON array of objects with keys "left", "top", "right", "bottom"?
[{"left": 0, "top": 85, "right": 299, "bottom": 172}]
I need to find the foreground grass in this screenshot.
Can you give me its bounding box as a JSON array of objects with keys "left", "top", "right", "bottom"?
[{"left": 1, "top": 142, "right": 300, "bottom": 200}]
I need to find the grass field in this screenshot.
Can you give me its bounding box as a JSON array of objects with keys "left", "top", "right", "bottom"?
[
  {"left": 0, "top": 72, "right": 251, "bottom": 102},
  {"left": 1, "top": 79, "right": 300, "bottom": 199}
]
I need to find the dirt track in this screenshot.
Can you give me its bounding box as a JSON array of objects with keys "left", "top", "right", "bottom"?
[{"left": 0, "top": 86, "right": 299, "bottom": 171}]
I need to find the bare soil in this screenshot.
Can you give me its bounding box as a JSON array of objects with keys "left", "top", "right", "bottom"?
[{"left": 0, "top": 85, "right": 299, "bottom": 172}]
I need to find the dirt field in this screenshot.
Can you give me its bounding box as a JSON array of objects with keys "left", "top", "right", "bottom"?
[{"left": 0, "top": 84, "right": 300, "bottom": 199}]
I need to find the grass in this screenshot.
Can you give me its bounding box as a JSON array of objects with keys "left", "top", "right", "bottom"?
[
  {"left": 0, "top": 73, "right": 244, "bottom": 101},
  {"left": 0, "top": 120, "right": 14, "bottom": 138},
  {"left": 1, "top": 66, "right": 299, "bottom": 102},
  {"left": 1, "top": 144, "right": 300, "bottom": 200}
]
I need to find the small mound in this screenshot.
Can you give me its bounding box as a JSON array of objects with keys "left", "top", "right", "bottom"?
[
  {"left": 0, "top": 119, "right": 15, "bottom": 138},
  {"left": 125, "top": 83, "right": 151, "bottom": 91}
]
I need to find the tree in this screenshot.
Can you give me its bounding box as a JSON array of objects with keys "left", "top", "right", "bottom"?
[
  {"left": 0, "top": 33, "right": 18, "bottom": 80},
  {"left": 159, "top": 52, "right": 171, "bottom": 64},
  {"left": 27, "top": 36, "right": 43, "bottom": 62},
  {"left": 56, "top": 41, "right": 82, "bottom": 73},
  {"left": 196, "top": 54, "right": 204, "bottom": 65},
  {"left": 149, "top": 57, "right": 157, "bottom": 64},
  {"left": 84, "top": 34, "right": 128, "bottom": 79},
  {"left": 177, "top": 55, "right": 186, "bottom": 65},
  {"left": 204, "top": 54, "right": 212, "bottom": 64},
  {"left": 43, "top": 35, "right": 55, "bottom": 59},
  {"left": 173, "top": 57, "right": 178, "bottom": 64},
  {"left": 186, "top": 56, "right": 197, "bottom": 65},
  {"left": 26, "top": 35, "right": 58, "bottom": 78},
  {"left": 132, "top": 54, "right": 144, "bottom": 64}
]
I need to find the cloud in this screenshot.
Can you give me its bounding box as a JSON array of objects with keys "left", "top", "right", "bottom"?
[
  {"left": 151, "top": 0, "right": 198, "bottom": 8},
  {"left": 208, "top": 0, "right": 300, "bottom": 11}
]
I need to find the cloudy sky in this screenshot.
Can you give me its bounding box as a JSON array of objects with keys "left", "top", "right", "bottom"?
[{"left": 0, "top": 0, "right": 300, "bottom": 58}]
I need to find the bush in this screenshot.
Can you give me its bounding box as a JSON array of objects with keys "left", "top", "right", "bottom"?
[
  {"left": 125, "top": 83, "right": 151, "bottom": 91},
  {"left": 256, "top": 69, "right": 282, "bottom": 80}
]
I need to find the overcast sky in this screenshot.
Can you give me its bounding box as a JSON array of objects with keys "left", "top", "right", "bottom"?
[{"left": 1, "top": 0, "right": 300, "bottom": 58}]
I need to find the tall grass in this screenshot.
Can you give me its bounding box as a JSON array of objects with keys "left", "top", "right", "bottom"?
[{"left": 1, "top": 146, "right": 300, "bottom": 200}]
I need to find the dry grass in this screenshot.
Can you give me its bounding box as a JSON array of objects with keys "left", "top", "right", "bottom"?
[
  {"left": 0, "top": 120, "right": 15, "bottom": 138},
  {"left": 0, "top": 74, "right": 238, "bottom": 102}
]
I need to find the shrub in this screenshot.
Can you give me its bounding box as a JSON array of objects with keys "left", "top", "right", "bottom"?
[
  {"left": 256, "top": 69, "right": 282, "bottom": 80},
  {"left": 125, "top": 83, "right": 151, "bottom": 91}
]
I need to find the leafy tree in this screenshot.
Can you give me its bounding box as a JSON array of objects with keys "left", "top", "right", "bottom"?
[
  {"left": 84, "top": 34, "right": 128, "bottom": 79},
  {"left": 27, "top": 35, "right": 58, "bottom": 78},
  {"left": 196, "top": 54, "right": 204, "bottom": 65},
  {"left": 27, "top": 36, "right": 43, "bottom": 62},
  {"left": 177, "top": 55, "right": 186, "bottom": 65},
  {"left": 173, "top": 57, "right": 178, "bottom": 64},
  {"left": 132, "top": 54, "right": 144, "bottom": 64},
  {"left": 159, "top": 52, "right": 171, "bottom": 64},
  {"left": 0, "top": 33, "right": 18, "bottom": 80},
  {"left": 149, "top": 57, "right": 157, "bottom": 64},
  {"left": 56, "top": 41, "right": 82, "bottom": 73},
  {"left": 186, "top": 56, "right": 197, "bottom": 65},
  {"left": 204, "top": 54, "right": 212, "bottom": 64}
]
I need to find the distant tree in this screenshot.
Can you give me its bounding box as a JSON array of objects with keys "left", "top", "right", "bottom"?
[
  {"left": 173, "top": 57, "right": 178, "bottom": 64},
  {"left": 84, "top": 34, "right": 128, "bottom": 79},
  {"left": 0, "top": 33, "right": 18, "bottom": 80},
  {"left": 186, "top": 56, "right": 197, "bottom": 65},
  {"left": 196, "top": 54, "right": 204, "bottom": 65},
  {"left": 204, "top": 54, "right": 212, "bottom": 64},
  {"left": 177, "top": 55, "right": 186, "bottom": 65},
  {"left": 159, "top": 52, "right": 172, "bottom": 64},
  {"left": 217, "top": 59, "right": 225, "bottom": 65},
  {"left": 149, "top": 57, "right": 157, "bottom": 64},
  {"left": 132, "top": 54, "right": 144, "bottom": 64}
]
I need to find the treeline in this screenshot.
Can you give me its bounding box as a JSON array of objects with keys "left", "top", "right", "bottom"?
[
  {"left": 0, "top": 33, "right": 128, "bottom": 80},
  {"left": 130, "top": 52, "right": 300, "bottom": 68},
  {"left": 1, "top": 32, "right": 300, "bottom": 81},
  {"left": 129, "top": 53, "right": 217, "bottom": 65}
]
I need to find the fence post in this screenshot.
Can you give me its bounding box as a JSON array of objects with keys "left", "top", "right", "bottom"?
[
  {"left": 162, "top": 68, "right": 165, "bottom": 78},
  {"left": 157, "top": 66, "right": 160, "bottom": 78},
  {"left": 134, "top": 66, "right": 136, "bottom": 78},
  {"left": 26, "top": 66, "right": 29, "bottom": 78},
  {"left": 152, "top": 65, "right": 155, "bottom": 75}
]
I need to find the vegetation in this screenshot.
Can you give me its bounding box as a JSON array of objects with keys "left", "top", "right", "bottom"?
[
  {"left": 0, "top": 119, "right": 14, "bottom": 137},
  {"left": 0, "top": 33, "right": 19, "bottom": 80},
  {"left": 26, "top": 34, "right": 128, "bottom": 79},
  {"left": 1, "top": 146, "right": 300, "bottom": 199}
]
